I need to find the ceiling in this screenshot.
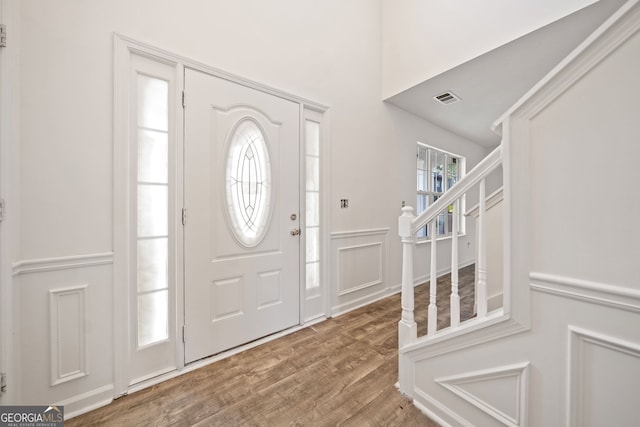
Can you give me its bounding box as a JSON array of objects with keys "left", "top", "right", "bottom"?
[{"left": 385, "top": 0, "right": 627, "bottom": 147}]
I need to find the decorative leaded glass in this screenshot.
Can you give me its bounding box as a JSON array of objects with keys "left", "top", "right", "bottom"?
[{"left": 225, "top": 119, "right": 272, "bottom": 247}]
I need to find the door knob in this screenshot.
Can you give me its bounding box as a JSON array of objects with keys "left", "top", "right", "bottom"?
[{"left": 290, "top": 228, "right": 301, "bottom": 236}]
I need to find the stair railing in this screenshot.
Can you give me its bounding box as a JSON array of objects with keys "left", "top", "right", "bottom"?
[{"left": 398, "top": 145, "right": 503, "bottom": 348}]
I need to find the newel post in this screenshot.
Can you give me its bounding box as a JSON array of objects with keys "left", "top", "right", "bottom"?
[{"left": 398, "top": 206, "right": 417, "bottom": 348}]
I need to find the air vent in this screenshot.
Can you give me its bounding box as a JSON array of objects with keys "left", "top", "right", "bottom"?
[{"left": 434, "top": 91, "right": 461, "bottom": 105}]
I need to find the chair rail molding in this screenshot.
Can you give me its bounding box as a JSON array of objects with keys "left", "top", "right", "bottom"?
[
  {"left": 12, "top": 252, "right": 114, "bottom": 276},
  {"left": 530, "top": 272, "right": 640, "bottom": 313}
]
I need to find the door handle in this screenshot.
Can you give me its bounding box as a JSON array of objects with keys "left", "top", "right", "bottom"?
[{"left": 290, "top": 228, "right": 301, "bottom": 236}]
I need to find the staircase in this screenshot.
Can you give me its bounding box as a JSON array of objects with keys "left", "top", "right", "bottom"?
[{"left": 396, "top": 1, "right": 640, "bottom": 425}]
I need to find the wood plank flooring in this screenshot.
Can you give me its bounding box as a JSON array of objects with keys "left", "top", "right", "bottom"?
[
  {"left": 67, "top": 265, "right": 475, "bottom": 426},
  {"left": 415, "top": 263, "right": 477, "bottom": 337}
]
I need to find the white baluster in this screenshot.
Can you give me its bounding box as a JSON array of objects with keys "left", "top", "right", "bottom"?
[
  {"left": 398, "top": 206, "right": 417, "bottom": 347},
  {"left": 428, "top": 218, "right": 438, "bottom": 335},
  {"left": 450, "top": 199, "right": 460, "bottom": 327},
  {"left": 477, "top": 179, "right": 488, "bottom": 318}
]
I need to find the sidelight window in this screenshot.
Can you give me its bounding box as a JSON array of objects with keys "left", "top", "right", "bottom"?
[
  {"left": 305, "top": 119, "right": 321, "bottom": 297},
  {"left": 136, "top": 74, "right": 170, "bottom": 347}
]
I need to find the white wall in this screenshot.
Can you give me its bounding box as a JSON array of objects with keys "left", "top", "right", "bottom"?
[
  {"left": 17, "top": 0, "right": 391, "bottom": 259},
  {"left": 9, "top": 0, "right": 489, "bottom": 413},
  {"left": 530, "top": 30, "right": 640, "bottom": 289},
  {"left": 403, "top": 7, "right": 640, "bottom": 424},
  {"left": 387, "top": 104, "right": 489, "bottom": 290},
  {"left": 381, "top": 0, "right": 598, "bottom": 99},
  {"left": 331, "top": 104, "right": 489, "bottom": 314}
]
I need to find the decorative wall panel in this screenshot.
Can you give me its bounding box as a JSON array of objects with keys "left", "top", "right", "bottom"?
[
  {"left": 569, "top": 327, "right": 640, "bottom": 427},
  {"left": 330, "top": 228, "right": 389, "bottom": 315},
  {"left": 49, "top": 285, "right": 88, "bottom": 386},
  {"left": 435, "top": 362, "right": 529, "bottom": 426},
  {"left": 337, "top": 242, "right": 383, "bottom": 296}
]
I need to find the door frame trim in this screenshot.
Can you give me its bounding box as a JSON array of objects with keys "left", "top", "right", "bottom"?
[
  {"left": 113, "top": 34, "right": 185, "bottom": 396},
  {"left": 113, "top": 34, "right": 330, "bottom": 397},
  {"left": 0, "top": 0, "right": 19, "bottom": 404}
]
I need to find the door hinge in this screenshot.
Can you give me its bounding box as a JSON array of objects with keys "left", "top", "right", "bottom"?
[
  {"left": 0, "top": 25, "right": 6, "bottom": 48},
  {"left": 1, "top": 372, "right": 6, "bottom": 393},
  {"left": 182, "top": 325, "right": 186, "bottom": 343},
  {"left": 0, "top": 199, "right": 5, "bottom": 223},
  {"left": 181, "top": 91, "right": 185, "bottom": 108},
  {"left": 181, "top": 208, "right": 187, "bottom": 226}
]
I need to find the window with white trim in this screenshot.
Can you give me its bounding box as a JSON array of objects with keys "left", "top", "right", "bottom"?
[
  {"left": 416, "top": 143, "right": 465, "bottom": 238},
  {"left": 136, "top": 72, "right": 170, "bottom": 347},
  {"left": 303, "top": 107, "right": 325, "bottom": 320}
]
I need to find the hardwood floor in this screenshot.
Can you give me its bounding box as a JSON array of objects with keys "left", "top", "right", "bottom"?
[
  {"left": 415, "top": 263, "right": 477, "bottom": 337},
  {"left": 67, "top": 265, "right": 475, "bottom": 426}
]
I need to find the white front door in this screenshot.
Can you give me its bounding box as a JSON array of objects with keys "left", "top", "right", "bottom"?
[{"left": 184, "top": 68, "right": 300, "bottom": 363}]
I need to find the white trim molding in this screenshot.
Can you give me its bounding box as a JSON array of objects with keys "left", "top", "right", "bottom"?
[
  {"left": 530, "top": 272, "right": 640, "bottom": 313},
  {"left": 330, "top": 227, "right": 390, "bottom": 239},
  {"left": 58, "top": 384, "right": 114, "bottom": 420},
  {"left": 12, "top": 253, "right": 114, "bottom": 276},
  {"left": 435, "top": 362, "right": 530, "bottom": 427},
  {"left": 0, "top": 0, "right": 21, "bottom": 406},
  {"left": 465, "top": 187, "right": 503, "bottom": 218},
  {"left": 113, "top": 33, "right": 329, "bottom": 112},
  {"left": 336, "top": 242, "right": 383, "bottom": 297},
  {"left": 567, "top": 326, "right": 640, "bottom": 427},
  {"left": 400, "top": 311, "right": 526, "bottom": 359},
  {"left": 413, "top": 388, "right": 476, "bottom": 427},
  {"left": 49, "top": 284, "right": 89, "bottom": 386},
  {"left": 330, "top": 228, "right": 390, "bottom": 316},
  {"left": 493, "top": 0, "right": 640, "bottom": 131}
]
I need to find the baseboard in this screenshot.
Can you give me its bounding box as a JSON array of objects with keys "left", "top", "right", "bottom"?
[
  {"left": 412, "top": 397, "right": 453, "bottom": 427},
  {"left": 477, "top": 293, "right": 504, "bottom": 313},
  {"left": 488, "top": 293, "right": 503, "bottom": 311},
  {"left": 405, "top": 259, "right": 476, "bottom": 289},
  {"left": 63, "top": 317, "right": 330, "bottom": 419},
  {"left": 59, "top": 384, "right": 114, "bottom": 420},
  {"left": 330, "top": 287, "right": 392, "bottom": 317},
  {"left": 413, "top": 388, "right": 474, "bottom": 427}
]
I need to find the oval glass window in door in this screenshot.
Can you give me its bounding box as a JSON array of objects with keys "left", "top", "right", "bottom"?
[{"left": 225, "top": 119, "right": 272, "bottom": 247}]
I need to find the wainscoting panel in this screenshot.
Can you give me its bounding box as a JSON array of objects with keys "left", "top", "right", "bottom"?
[
  {"left": 435, "top": 362, "right": 529, "bottom": 426},
  {"left": 330, "top": 228, "right": 389, "bottom": 315},
  {"left": 49, "top": 285, "right": 88, "bottom": 386},
  {"left": 13, "top": 254, "right": 115, "bottom": 415},
  {"left": 337, "top": 242, "right": 382, "bottom": 296},
  {"left": 568, "top": 326, "right": 640, "bottom": 427}
]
